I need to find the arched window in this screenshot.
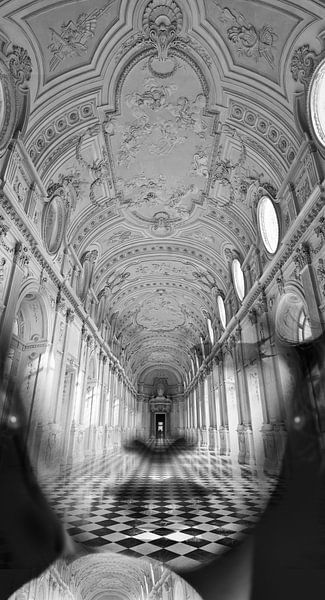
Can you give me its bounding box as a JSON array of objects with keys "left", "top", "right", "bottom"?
[
  {"left": 257, "top": 195, "right": 280, "bottom": 254},
  {"left": 232, "top": 258, "right": 245, "bottom": 301}
]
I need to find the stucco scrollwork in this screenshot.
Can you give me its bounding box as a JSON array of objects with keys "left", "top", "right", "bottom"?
[
  {"left": 293, "top": 242, "right": 311, "bottom": 276},
  {"left": 132, "top": 209, "right": 181, "bottom": 236},
  {"left": 290, "top": 44, "right": 319, "bottom": 87},
  {"left": 214, "top": 3, "right": 278, "bottom": 68},
  {"left": 47, "top": 3, "right": 112, "bottom": 71},
  {"left": 316, "top": 258, "right": 325, "bottom": 298},
  {"left": 76, "top": 128, "right": 112, "bottom": 204},
  {"left": 7, "top": 44, "right": 32, "bottom": 88},
  {"left": 209, "top": 127, "right": 264, "bottom": 204}
]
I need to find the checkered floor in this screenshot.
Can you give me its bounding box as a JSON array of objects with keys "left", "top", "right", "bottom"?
[{"left": 41, "top": 439, "right": 279, "bottom": 572}]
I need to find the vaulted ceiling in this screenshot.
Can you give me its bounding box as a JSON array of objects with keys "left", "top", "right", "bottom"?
[{"left": 2, "top": 0, "right": 323, "bottom": 385}]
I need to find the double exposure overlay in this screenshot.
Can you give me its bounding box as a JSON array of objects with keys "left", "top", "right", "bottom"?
[{"left": 1, "top": 1, "right": 325, "bottom": 599}]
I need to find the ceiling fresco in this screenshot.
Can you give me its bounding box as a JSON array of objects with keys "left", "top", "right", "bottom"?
[
  {"left": 112, "top": 55, "right": 213, "bottom": 223},
  {"left": 1, "top": 0, "right": 322, "bottom": 384}
]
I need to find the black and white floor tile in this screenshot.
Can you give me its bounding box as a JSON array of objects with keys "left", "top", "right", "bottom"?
[{"left": 41, "top": 440, "right": 280, "bottom": 572}]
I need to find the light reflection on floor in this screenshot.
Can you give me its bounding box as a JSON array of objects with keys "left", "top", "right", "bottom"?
[{"left": 40, "top": 439, "right": 279, "bottom": 572}]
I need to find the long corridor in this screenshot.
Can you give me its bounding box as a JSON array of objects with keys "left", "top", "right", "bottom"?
[{"left": 40, "top": 440, "right": 279, "bottom": 573}]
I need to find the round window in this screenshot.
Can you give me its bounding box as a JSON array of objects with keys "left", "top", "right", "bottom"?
[
  {"left": 308, "top": 58, "right": 325, "bottom": 147},
  {"left": 217, "top": 295, "right": 227, "bottom": 328},
  {"left": 232, "top": 258, "right": 245, "bottom": 301},
  {"left": 257, "top": 195, "right": 279, "bottom": 254}
]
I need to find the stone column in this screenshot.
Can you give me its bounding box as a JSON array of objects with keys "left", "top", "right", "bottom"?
[
  {"left": 179, "top": 399, "right": 185, "bottom": 437},
  {"left": 255, "top": 288, "right": 286, "bottom": 474},
  {"left": 216, "top": 355, "right": 229, "bottom": 455},
  {"left": 191, "top": 387, "right": 198, "bottom": 442},
  {"left": 0, "top": 242, "right": 29, "bottom": 352},
  {"left": 208, "top": 368, "right": 218, "bottom": 451},
  {"left": 199, "top": 376, "right": 207, "bottom": 447},
  {"left": 66, "top": 324, "right": 87, "bottom": 464},
  {"left": 195, "top": 384, "right": 201, "bottom": 445},
  {"left": 136, "top": 393, "right": 145, "bottom": 439},
  {"left": 55, "top": 308, "right": 75, "bottom": 423},
  {"left": 234, "top": 325, "right": 254, "bottom": 465}
]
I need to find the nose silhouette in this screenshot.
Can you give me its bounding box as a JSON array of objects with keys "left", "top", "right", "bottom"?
[{"left": 0, "top": 346, "right": 65, "bottom": 600}]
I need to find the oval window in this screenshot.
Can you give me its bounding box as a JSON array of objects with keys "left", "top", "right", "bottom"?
[
  {"left": 217, "top": 295, "right": 227, "bottom": 328},
  {"left": 232, "top": 258, "right": 245, "bottom": 301},
  {"left": 308, "top": 58, "right": 325, "bottom": 147},
  {"left": 257, "top": 195, "right": 279, "bottom": 254},
  {"left": 43, "top": 196, "right": 65, "bottom": 254}
]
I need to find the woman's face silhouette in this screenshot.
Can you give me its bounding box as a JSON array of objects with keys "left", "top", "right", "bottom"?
[{"left": 1, "top": 330, "right": 324, "bottom": 600}]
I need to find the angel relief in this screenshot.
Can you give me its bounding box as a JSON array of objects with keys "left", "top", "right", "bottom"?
[
  {"left": 76, "top": 129, "right": 112, "bottom": 204},
  {"left": 117, "top": 77, "right": 208, "bottom": 167},
  {"left": 125, "top": 79, "right": 177, "bottom": 114}
]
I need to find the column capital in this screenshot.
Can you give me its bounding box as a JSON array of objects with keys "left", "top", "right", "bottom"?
[{"left": 66, "top": 308, "right": 75, "bottom": 323}]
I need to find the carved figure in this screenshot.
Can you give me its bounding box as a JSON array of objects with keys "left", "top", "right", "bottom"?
[
  {"left": 192, "top": 148, "right": 209, "bottom": 178},
  {"left": 48, "top": 4, "right": 111, "bottom": 71},
  {"left": 211, "top": 127, "right": 263, "bottom": 203},
  {"left": 216, "top": 4, "right": 278, "bottom": 68},
  {"left": 76, "top": 132, "right": 112, "bottom": 203}
]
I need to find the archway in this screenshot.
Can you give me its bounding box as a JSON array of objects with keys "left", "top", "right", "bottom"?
[{"left": 9, "top": 290, "right": 52, "bottom": 465}]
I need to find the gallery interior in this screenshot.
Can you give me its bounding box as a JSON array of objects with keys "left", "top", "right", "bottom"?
[{"left": 1, "top": 0, "right": 325, "bottom": 598}]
